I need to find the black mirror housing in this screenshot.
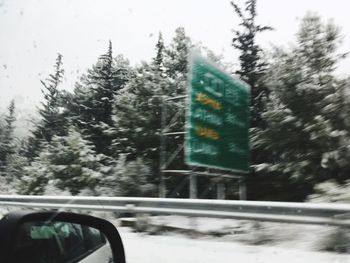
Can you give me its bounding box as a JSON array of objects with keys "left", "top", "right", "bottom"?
[{"left": 0, "top": 210, "right": 126, "bottom": 263}]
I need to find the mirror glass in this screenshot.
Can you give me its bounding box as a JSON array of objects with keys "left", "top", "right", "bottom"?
[{"left": 12, "top": 220, "right": 114, "bottom": 263}]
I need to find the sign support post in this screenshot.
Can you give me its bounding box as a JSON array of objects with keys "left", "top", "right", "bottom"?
[
  {"left": 217, "top": 180, "right": 225, "bottom": 200},
  {"left": 189, "top": 174, "right": 197, "bottom": 199},
  {"left": 159, "top": 98, "right": 168, "bottom": 198},
  {"left": 239, "top": 177, "right": 247, "bottom": 200}
]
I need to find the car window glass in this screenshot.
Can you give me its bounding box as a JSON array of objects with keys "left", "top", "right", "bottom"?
[{"left": 13, "top": 221, "right": 108, "bottom": 263}]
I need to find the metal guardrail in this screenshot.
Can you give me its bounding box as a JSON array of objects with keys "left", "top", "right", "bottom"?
[{"left": 0, "top": 195, "right": 350, "bottom": 227}]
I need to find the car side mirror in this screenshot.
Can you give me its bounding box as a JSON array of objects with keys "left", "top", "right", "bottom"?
[{"left": 0, "top": 210, "right": 126, "bottom": 263}]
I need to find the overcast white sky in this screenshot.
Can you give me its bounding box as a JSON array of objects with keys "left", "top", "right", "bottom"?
[{"left": 1, "top": 0, "right": 350, "bottom": 108}]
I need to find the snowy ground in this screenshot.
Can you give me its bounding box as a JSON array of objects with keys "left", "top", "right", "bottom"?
[
  {"left": 113, "top": 215, "right": 350, "bottom": 263},
  {"left": 118, "top": 227, "right": 350, "bottom": 263}
]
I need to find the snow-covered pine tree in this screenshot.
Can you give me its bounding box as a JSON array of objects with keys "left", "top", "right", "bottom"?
[
  {"left": 25, "top": 54, "right": 66, "bottom": 161},
  {"left": 49, "top": 126, "right": 106, "bottom": 195},
  {"left": 109, "top": 28, "right": 227, "bottom": 197},
  {"left": 21, "top": 144, "right": 52, "bottom": 194},
  {"left": 231, "top": 0, "right": 272, "bottom": 129},
  {"left": 108, "top": 33, "right": 166, "bottom": 191},
  {"left": 22, "top": 126, "right": 106, "bottom": 195},
  {"left": 154, "top": 32, "right": 165, "bottom": 72},
  {"left": 5, "top": 152, "right": 29, "bottom": 186},
  {"left": 252, "top": 14, "right": 350, "bottom": 200},
  {"left": 69, "top": 42, "right": 132, "bottom": 156},
  {"left": 163, "top": 27, "right": 190, "bottom": 96},
  {"left": 0, "top": 100, "right": 16, "bottom": 176},
  {"left": 110, "top": 62, "right": 163, "bottom": 158},
  {"left": 162, "top": 27, "right": 191, "bottom": 165},
  {"left": 230, "top": 0, "right": 275, "bottom": 200}
]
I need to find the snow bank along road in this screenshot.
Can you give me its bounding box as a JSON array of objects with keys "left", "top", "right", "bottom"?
[{"left": 118, "top": 228, "right": 350, "bottom": 263}]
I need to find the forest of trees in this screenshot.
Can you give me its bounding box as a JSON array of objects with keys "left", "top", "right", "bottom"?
[{"left": 0, "top": 0, "right": 349, "bottom": 201}]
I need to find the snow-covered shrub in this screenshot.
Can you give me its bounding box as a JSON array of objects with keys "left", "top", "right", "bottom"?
[
  {"left": 308, "top": 180, "right": 350, "bottom": 253},
  {"left": 308, "top": 180, "right": 350, "bottom": 203},
  {"left": 0, "top": 174, "right": 17, "bottom": 194},
  {"left": 21, "top": 127, "right": 106, "bottom": 195},
  {"left": 317, "top": 227, "right": 350, "bottom": 253},
  {"left": 113, "top": 156, "right": 155, "bottom": 197},
  {"left": 238, "top": 222, "right": 276, "bottom": 245},
  {"left": 134, "top": 213, "right": 151, "bottom": 232}
]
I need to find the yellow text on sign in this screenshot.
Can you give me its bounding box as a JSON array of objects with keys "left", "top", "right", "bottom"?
[
  {"left": 195, "top": 126, "right": 220, "bottom": 140},
  {"left": 196, "top": 92, "right": 222, "bottom": 111}
]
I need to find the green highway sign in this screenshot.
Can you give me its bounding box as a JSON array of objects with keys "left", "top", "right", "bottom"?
[{"left": 185, "top": 53, "right": 250, "bottom": 173}]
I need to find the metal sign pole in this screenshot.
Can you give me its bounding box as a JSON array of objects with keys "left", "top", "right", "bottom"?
[
  {"left": 216, "top": 180, "right": 225, "bottom": 200},
  {"left": 159, "top": 99, "right": 167, "bottom": 198},
  {"left": 189, "top": 174, "right": 197, "bottom": 199}
]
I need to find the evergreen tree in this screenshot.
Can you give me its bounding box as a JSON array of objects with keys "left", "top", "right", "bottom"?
[
  {"left": 231, "top": 0, "right": 272, "bottom": 128},
  {"left": 163, "top": 27, "right": 192, "bottom": 151},
  {"left": 154, "top": 32, "right": 165, "bottom": 72},
  {"left": 0, "top": 100, "right": 16, "bottom": 176},
  {"left": 21, "top": 144, "right": 52, "bottom": 194},
  {"left": 109, "top": 29, "right": 194, "bottom": 195},
  {"left": 23, "top": 126, "right": 105, "bottom": 195},
  {"left": 109, "top": 46, "right": 165, "bottom": 189},
  {"left": 49, "top": 127, "right": 105, "bottom": 195},
  {"left": 164, "top": 27, "right": 191, "bottom": 95},
  {"left": 5, "top": 148, "right": 29, "bottom": 184},
  {"left": 25, "top": 54, "right": 66, "bottom": 160},
  {"left": 0, "top": 123, "right": 30, "bottom": 193},
  {"left": 252, "top": 14, "right": 350, "bottom": 200},
  {"left": 230, "top": 0, "right": 273, "bottom": 200},
  {"left": 69, "top": 42, "right": 131, "bottom": 155},
  {"left": 109, "top": 28, "right": 227, "bottom": 197},
  {"left": 162, "top": 28, "right": 193, "bottom": 196}
]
